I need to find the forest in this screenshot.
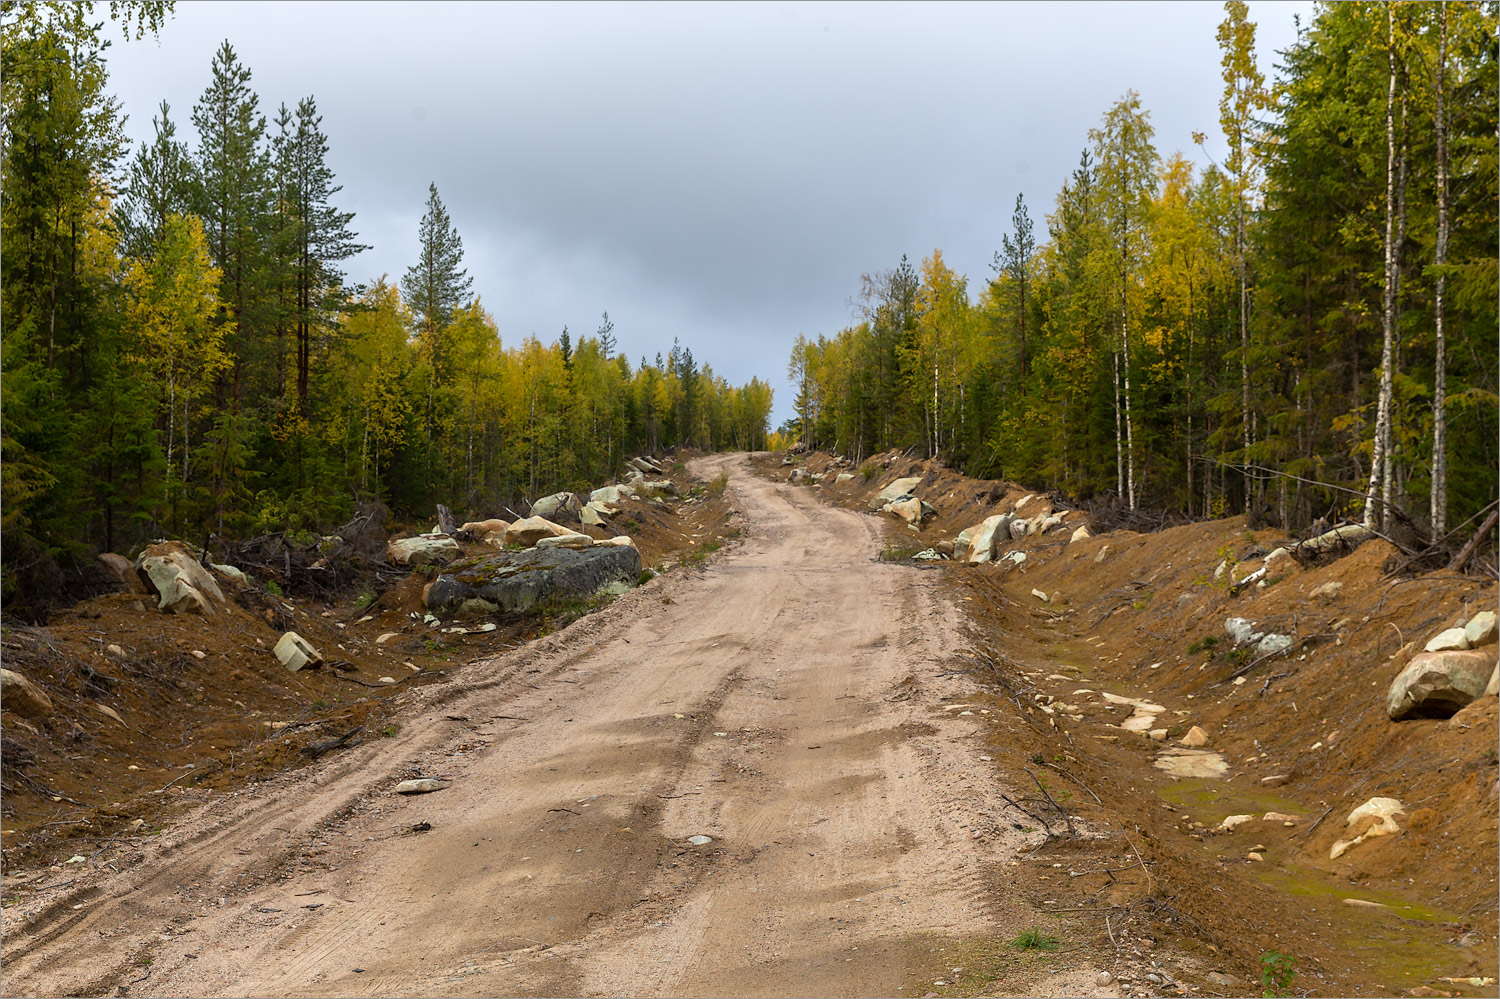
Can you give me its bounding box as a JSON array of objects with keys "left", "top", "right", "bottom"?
[
  {"left": 0, "top": 3, "right": 775, "bottom": 604},
  {"left": 785, "top": 1, "right": 1497, "bottom": 550}
]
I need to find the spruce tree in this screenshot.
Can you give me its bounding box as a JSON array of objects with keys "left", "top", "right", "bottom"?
[
  {"left": 401, "top": 182, "right": 473, "bottom": 344},
  {"left": 117, "top": 100, "right": 197, "bottom": 258},
  {"left": 192, "top": 40, "right": 271, "bottom": 405},
  {"left": 273, "top": 95, "right": 367, "bottom": 416}
]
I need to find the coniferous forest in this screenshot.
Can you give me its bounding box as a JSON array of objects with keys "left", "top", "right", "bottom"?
[
  {"left": 0, "top": 4, "right": 775, "bottom": 603},
  {"left": 785, "top": 2, "right": 1496, "bottom": 547}
]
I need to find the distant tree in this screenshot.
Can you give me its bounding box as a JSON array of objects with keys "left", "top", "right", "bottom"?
[
  {"left": 272, "top": 95, "right": 367, "bottom": 416},
  {"left": 117, "top": 100, "right": 196, "bottom": 257},
  {"left": 192, "top": 40, "right": 270, "bottom": 405},
  {"left": 596, "top": 310, "right": 616, "bottom": 356},
  {"left": 1090, "top": 91, "right": 1158, "bottom": 511},
  {"left": 401, "top": 182, "right": 473, "bottom": 348},
  {"left": 996, "top": 193, "right": 1036, "bottom": 385}
]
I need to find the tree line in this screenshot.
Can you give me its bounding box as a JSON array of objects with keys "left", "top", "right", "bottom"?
[
  {"left": 0, "top": 3, "right": 773, "bottom": 603},
  {"left": 786, "top": 1, "right": 1496, "bottom": 550}
]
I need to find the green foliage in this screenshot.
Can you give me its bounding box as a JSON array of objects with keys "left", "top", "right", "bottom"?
[
  {"left": 879, "top": 541, "right": 924, "bottom": 562},
  {"left": 1008, "top": 928, "right": 1060, "bottom": 951},
  {"left": 783, "top": 3, "right": 1496, "bottom": 542},
  {"left": 263, "top": 579, "right": 282, "bottom": 596},
  {"left": 1259, "top": 951, "right": 1296, "bottom": 997},
  {"left": 1186, "top": 634, "right": 1219, "bottom": 655},
  {"left": 0, "top": 26, "right": 772, "bottom": 606}
]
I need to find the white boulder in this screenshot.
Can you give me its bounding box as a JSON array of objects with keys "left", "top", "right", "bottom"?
[
  {"left": 504, "top": 516, "right": 582, "bottom": 547},
  {"left": 274, "top": 632, "right": 323, "bottom": 673},
  {"left": 1426, "top": 627, "right": 1471, "bottom": 653},
  {"left": 136, "top": 541, "right": 226, "bottom": 615},
  {"left": 535, "top": 533, "right": 595, "bottom": 549},
  {"left": 872, "top": 476, "right": 923, "bottom": 509},
  {"left": 387, "top": 535, "right": 461, "bottom": 567}
]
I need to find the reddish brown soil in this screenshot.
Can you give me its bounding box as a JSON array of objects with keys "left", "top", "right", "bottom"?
[
  {"left": 0, "top": 459, "right": 734, "bottom": 871},
  {"left": 765, "top": 448, "right": 1499, "bottom": 999}
]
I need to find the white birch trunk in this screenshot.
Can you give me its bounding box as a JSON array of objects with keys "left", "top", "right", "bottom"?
[
  {"left": 1431, "top": 3, "right": 1450, "bottom": 538},
  {"left": 1363, "top": 4, "right": 1398, "bottom": 531}
]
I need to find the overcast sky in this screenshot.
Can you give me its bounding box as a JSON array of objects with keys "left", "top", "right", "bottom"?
[{"left": 104, "top": 0, "right": 1313, "bottom": 425}]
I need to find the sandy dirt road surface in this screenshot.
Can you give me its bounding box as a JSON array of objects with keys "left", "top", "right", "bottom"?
[{"left": 2, "top": 454, "right": 1096, "bottom": 998}]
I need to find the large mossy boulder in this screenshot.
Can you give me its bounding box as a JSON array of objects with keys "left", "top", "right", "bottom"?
[{"left": 425, "top": 545, "right": 643, "bottom": 615}]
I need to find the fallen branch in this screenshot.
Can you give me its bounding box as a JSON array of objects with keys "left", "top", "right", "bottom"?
[
  {"left": 1026, "top": 768, "right": 1075, "bottom": 838},
  {"left": 1039, "top": 761, "right": 1102, "bottom": 804},
  {"left": 1450, "top": 507, "right": 1499, "bottom": 572},
  {"left": 301, "top": 726, "right": 364, "bottom": 760}
]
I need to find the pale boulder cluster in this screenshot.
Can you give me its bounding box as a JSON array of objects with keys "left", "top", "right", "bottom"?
[
  {"left": 948, "top": 493, "right": 1080, "bottom": 564},
  {"left": 386, "top": 455, "right": 671, "bottom": 568},
  {"left": 1386, "top": 609, "right": 1498, "bottom": 720},
  {"left": 867, "top": 476, "right": 935, "bottom": 528}
]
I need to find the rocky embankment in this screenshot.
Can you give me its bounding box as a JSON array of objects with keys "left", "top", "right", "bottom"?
[{"left": 769, "top": 448, "right": 1497, "bottom": 998}]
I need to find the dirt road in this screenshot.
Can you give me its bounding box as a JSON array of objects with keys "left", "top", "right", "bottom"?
[{"left": 1, "top": 455, "right": 1095, "bottom": 998}]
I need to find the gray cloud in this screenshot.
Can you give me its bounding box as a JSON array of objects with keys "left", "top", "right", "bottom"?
[{"left": 105, "top": 0, "right": 1312, "bottom": 422}]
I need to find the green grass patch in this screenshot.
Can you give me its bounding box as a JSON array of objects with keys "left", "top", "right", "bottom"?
[{"left": 1008, "top": 928, "right": 1060, "bottom": 951}]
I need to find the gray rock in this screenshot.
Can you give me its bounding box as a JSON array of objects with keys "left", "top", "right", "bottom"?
[
  {"left": 530, "top": 491, "right": 583, "bottom": 522},
  {"left": 912, "top": 549, "right": 946, "bottom": 561},
  {"left": 1008, "top": 518, "right": 1030, "bottom": 540},
  {"left": 210, "top": 562, "right": 249, "bottom": 586},
  {"left": 1256, "top": 633, "right": 1293, "bottom": 656},
  {"left": 1309, "top": 580, "right": 1343, "bottom": 601},
  {"left": 387, "top": 535, "right": 460, "bottom": 567},
  {"left": 97, "top": 552, "right": 145, "bottom": 592},
  {"left": 274, "top": 632, "right": 323, "bottom": 673},
  {"left": 1070, "top": 525, "right": 1092, "bottom": 543},
  {"left": 1095, "top": 971, "right": 1114, "bottom": 987},
  {"left": 1206, "top": 972, "right": 1240, "bottom": 988},
  {"left": 394, "top": 778, "right": 444, "bottom": 795},
  {"left": 1387, "top": 649, "right": 1497, "bottom": 720},
  {"left": 953, "top": 529, "right": 973, "bottom": 560},
  {"left": 425, "top": 544, "right": 643, "bottom": 615},
  {"left": 639, "top": 479, "right": 678, "bottom": 497},
  {"left": 1464, "top": 611, "right": 1497, "bottom": 648},
  {"left": 1224, "top": 617, "right": 1263, "bottom": 647},
  {"left": 687, "top": 835, "right": 713, "bottom": 846},
  {"left": 589, "top": 485, "right": 631, "bottom": 510},
  {"left": 580, "top": 503, "right": 607, "bottom": 527},
  {"left": 835, "top": 472, "right": 855, "bottom": 485},
  {"left": 1, "top": 668, "right": 54, "bottom": 718},
  {"left": 629, "top": 456, "right": 664, "bottom": 475}
]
